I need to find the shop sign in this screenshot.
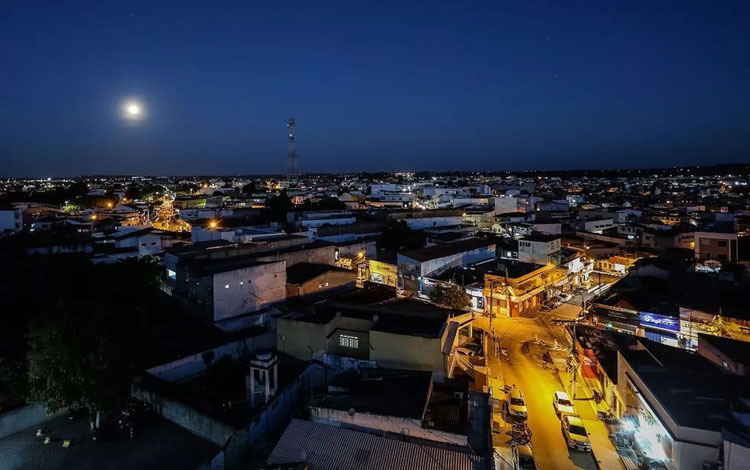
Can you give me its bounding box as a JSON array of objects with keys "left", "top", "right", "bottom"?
[{"left": 640, "top": 312, "right": 680, "bottom": 332}]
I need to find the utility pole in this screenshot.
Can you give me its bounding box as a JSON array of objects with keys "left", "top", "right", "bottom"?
[{"left": 569, "top": 291, "right": 586, "bottom": 399}]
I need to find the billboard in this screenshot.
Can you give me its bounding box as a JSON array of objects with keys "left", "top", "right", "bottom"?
[{"left": 639, "top": 312, "right": 680, "bottom": 332}]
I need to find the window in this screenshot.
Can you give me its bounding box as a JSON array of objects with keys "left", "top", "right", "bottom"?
[
  {"left": 224, "top": 284, "right": 230, "bottom": 289},
  {"left": 717, "top": 240, "right": 727, "bottom": 247},
  {"left": 340, "top": 334, "right": 359, "bottom": 348},
  {"left": 167, "top": 269, "right": 177, "bottom": 280}
]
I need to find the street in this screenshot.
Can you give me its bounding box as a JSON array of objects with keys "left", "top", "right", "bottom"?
[{"left": 474, "top": 305, "right": 624, "bottom": 470}]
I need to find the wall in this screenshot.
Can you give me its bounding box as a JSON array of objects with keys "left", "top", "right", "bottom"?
[
  {"left": 0, "top": 210, "right": 19, "bottom": 232},
  {"left": 0, "top": 405, "right": 65, "bottom": 439},
  {"left": 212, "top": 261, "right": 286, "bottom": 321},
  {"left": 256, "top": 244, "right": 336, "bottom": 268},
  {"left": 277, "top": 318, "right": 327, "bottom": 360},
  {"left": 403, "top": 216, "right": 462, "bottom": 230},
  {"left": 287, "top": 270, "right": 356, "bottom": 298},
  {"left": 370, "top": 331, "right": 445, "bottom": 373},
  {"left": 132, "top": 382, "right": 237, "bottom": 446},
  {"left": 369, "top": 260, "right": 398, "bottom": 287},
  {"left": 416, "top": 244, "right": 496, "bottom": 278},
  {"left": 310, "top": 406, "right": 468, "bottom": 446},
  {"left": 725, "top": 440, "right": 750, "bottom": 470},
  {"left": 147, "top": 334, "right": 275, "bottom": 383}
]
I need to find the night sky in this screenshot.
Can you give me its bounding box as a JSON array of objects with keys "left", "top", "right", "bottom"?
[{"left": 2, "top": 1, "right": 749, "bottom": 177}]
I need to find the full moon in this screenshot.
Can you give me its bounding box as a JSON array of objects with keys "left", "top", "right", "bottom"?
[{"left": 121, "top": 99, "right": 145, "bottom": 122}]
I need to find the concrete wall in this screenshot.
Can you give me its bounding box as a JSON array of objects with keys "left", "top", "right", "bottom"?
[
  {"left": 286, "top": 270, "right": 356, "bottom": 298},
  {"left": 370, "top": 331, "right": 445, "bottom": 373},
  {"left": 310, "top": 406, "right": 468, "bottom": 446},
  {"left": 132, "top": 383, "right": 237, "bottom": 446},
  {"left": 400, "top": 244, "right": 496, "bottom": 279},
  {"left": 147, "top": 334, "right": 275, "bottom": 383},
  {"left": 212, "top": 261, "right": 286, "bottom": 321},
  {"left": 277, "top": 318, "right": 327, "bottom": 361},
  {"left": 402, "top": 216, "right": 462, "bottom": 230},
  {"left": 256, "top": 244, "right": 336, "bottom": 268},
  {"left": 0, "top": 404, "right": 65, "bottom": 439},
  {"left": 0, "top": 210, "right": 16, "bottom": 232},
  {"left": 725, "top": 440, "right": 750, "bottom": 470}
]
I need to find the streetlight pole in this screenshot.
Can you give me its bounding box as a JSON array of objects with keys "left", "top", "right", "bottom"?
[{"left": 569, "top": 291, "right": 587, "bottom": 399}]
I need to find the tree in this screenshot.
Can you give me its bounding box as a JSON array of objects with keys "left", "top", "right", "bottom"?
[
  {"left": 429, "top": 284, "right": 472, "bottom": 311},
  {"left": 0, "top": 358, "right": 27, "bottom": 411},
  {"left": 27, "top": 297, "right": 142, "bottom": 430},
  {"left": 380, "top": 221, "right": 425, "bottom": 251},
  {"left": 267, "top": 191, "right": 293, "bottom": 222}
]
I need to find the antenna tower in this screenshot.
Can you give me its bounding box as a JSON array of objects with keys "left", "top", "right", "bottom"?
[{"left": 286, "top": 117, "right": 298, "bottom": 177}]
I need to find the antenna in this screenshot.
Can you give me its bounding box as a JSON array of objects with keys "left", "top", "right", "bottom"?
[{"left": 286, "top": 117, "right": 298, "bottom": 178}]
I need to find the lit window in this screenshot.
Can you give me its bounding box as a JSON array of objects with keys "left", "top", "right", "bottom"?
[
  {"left": 167, "top": 269, "right": 177, "bottom": 280},
  {"left": 225, "top": 284, "right": 230, "bottom": 289},
  {"left": 240, "top": 281, "right": 244, "bottom": 285},
  {"left": 340, "top": 335, "right": 359, "bottom": 348}
]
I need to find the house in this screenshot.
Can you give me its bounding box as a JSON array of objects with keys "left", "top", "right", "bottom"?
[
  {"left": 276, "top": 298, "right": 460, "bottom": 374},
  {"left": 483, "top": 262, "right": 568, "bottom": 318},
  {"left": 694, "top": 231, "right": 740, "bottom": 264},
  {"left": 518, "top": 232, "right": 562, "bottom": 265},
  {"left": 397, "top": 238, "right": 497, "bottom": 293},
  {"left": 580, "top": 218, "right": 615, "bottom": 234},
  {"left": 185, "top": 258, "right": 287, "bottom": 322}
]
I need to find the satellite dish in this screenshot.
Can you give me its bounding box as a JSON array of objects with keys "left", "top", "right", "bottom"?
[
  {"left": 373, "top": 315, "right": 379, "bottom": 322},
  {"left": 348, "top": 408, "right": 356, "bottom": 417}
]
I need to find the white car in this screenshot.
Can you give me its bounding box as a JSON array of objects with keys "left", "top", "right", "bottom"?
[
  {"left": 507, "top": 389, "right": 528, "bottom": 419},
  {"left": 512, "top": 444, "right": 537, "bottom": 470},
  {"left": 561, "top": 415, "right": 591, "bottom": 452},
  {"left": 553, "top": 391, "right": 576, "bottom": 417}
]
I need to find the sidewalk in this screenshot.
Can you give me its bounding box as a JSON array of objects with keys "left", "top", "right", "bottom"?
[{"left": 554, "top": 357, "right": 625, "bottom": 470}]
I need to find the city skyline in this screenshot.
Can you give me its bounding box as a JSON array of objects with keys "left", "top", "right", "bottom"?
[{"left": 3, "top": 1, "right": 750, "bottom": 176}]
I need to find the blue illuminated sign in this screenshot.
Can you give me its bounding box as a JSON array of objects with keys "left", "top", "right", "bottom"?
[{"left": 639, "top": 312, "right": 680, "bottom": 332}]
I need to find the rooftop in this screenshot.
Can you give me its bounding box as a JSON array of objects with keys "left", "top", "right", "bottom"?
[
  {"left": 286, "top": 262, "right": 354, "bottom": 285},
  {"left": 399, "top": 237, "right": 495, "bottom": 262},
  {"left": 267, "top": 419, "right": 488, "bottom": 470},
  {"left": 314, "top": 369, "right": 432, "bottom": 420},
  {"left": 621, "top": 340, "right": 742, "bottom": 432}
]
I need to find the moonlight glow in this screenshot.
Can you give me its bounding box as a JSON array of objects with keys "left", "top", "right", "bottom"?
[{"left": 120, "top": 99, "right": 145, "bottom": 122}]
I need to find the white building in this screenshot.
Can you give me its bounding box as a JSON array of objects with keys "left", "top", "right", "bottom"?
[{"left": 518, "top": 233, "right": 562, "bottom": 265}]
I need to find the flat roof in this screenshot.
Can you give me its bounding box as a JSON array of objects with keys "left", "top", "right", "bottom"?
[
  {"left": 621, "top": 341, "right": 739, "bottom": 432},
  {"left": 315, "top": 370, "right": 432, "bottom": 420},
  {"left": 399, "top": 238, "right": 495, "bottom": 262},
  {"left": 286, "top": 262, "right": 353, "bottom": 284},
  {"left": 521, "top": 232, "right": 560, "bottom": 243}
]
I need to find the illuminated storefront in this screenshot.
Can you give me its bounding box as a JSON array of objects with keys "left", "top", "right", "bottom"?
[{"left": 624, "top": 373, "right": 673, "bottom": 467}]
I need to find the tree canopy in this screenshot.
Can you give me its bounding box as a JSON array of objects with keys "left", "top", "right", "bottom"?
[{"left": 428, "top": 284, "right": 472, "bottom": 311}]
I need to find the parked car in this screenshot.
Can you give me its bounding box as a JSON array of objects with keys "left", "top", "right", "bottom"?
[
  {"left": 553, "top": 391, "right": 576, "bottom": 417},
  {"left": 512, "top": 444, "right": 537, "bottom": 470},
  {"left": 561, "top": 415, "right": 591, "bottom": 452},
  {"left": 507, "top": 389, "right": 528, "bottom": 419}
]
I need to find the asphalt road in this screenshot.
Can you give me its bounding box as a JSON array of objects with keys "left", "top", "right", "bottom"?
[{"left": 485, "top": 315, "right": 599, "bottom": 470}]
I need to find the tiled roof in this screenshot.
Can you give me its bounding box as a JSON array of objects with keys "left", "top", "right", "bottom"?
[{"left": 267, "top": 419, "right": 487, "bottom": 470}]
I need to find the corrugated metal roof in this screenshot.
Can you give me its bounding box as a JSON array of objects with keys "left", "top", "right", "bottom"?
[{"left": 267, "top": 419, "right": 487, "bottom": 470}]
